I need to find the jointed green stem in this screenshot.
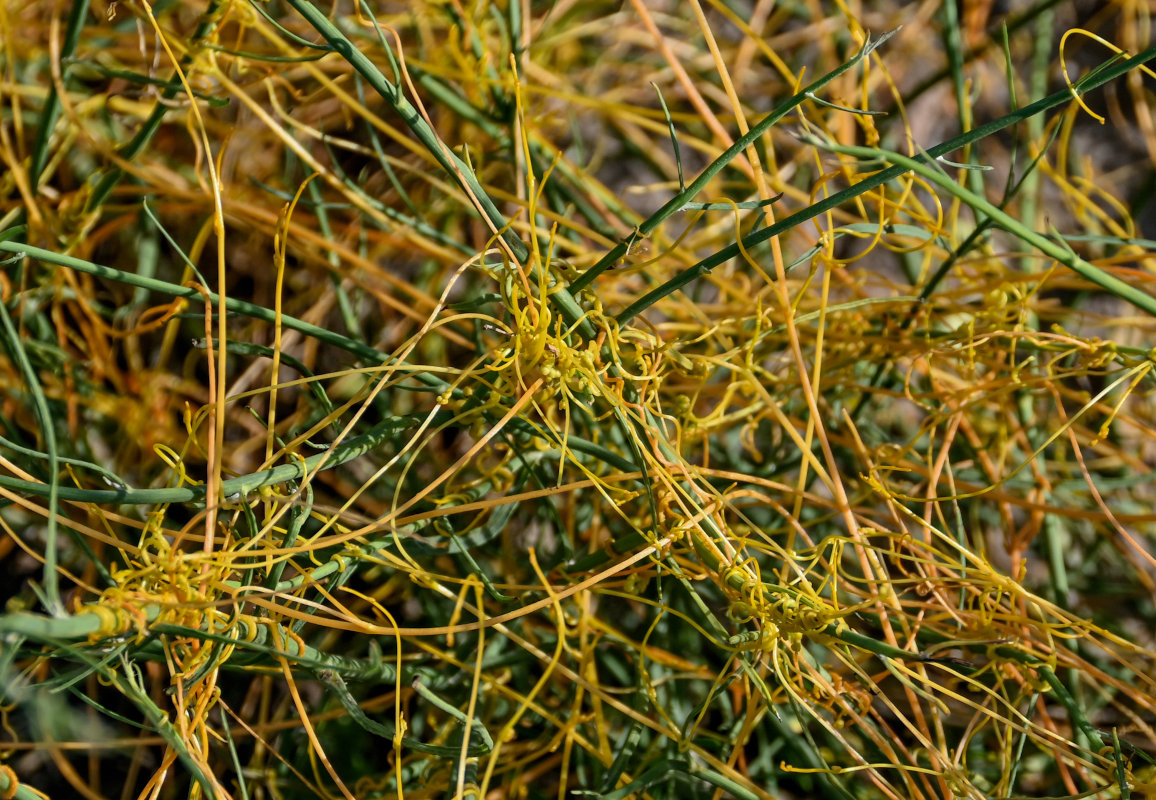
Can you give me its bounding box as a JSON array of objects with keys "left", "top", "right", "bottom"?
[
  {"left": 614, "top": 45, "right": 1156, "bottom": 325},
  {"left": 807, "top": 140, "right": 1156, "bottom": 317},
  {"left": 570, "top": 30, "right": 901, "bottom": 296}
]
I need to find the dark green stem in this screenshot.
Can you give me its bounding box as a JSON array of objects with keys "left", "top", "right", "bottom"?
[
  {"left": 614, "top": 45, "right": 1156, "bottom": 325},
  {"left": 570, "top": 30, "right": 900, "bottom": 295}
]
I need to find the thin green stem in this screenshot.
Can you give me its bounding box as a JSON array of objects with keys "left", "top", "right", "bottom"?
[
  {"left": 0, "top": 298, "right": 62, "bottom": 616},
  {"left": 570, "top": 30, "right": 900, "bottom": 295},
  {"left": 809, "top": 141, "right": 1156, "bottom": 316},
  {"left": 27, "top": 0, "right": 90, "bottom": 191},
  {"left": 0, "top": 240, "right": 448, "bottom": 389},
  {"left": 86, "top": 2, "right": 224, "bottom": 211},
  {"left": 283, "top": 0, "right": 528, "bottom": 264},
  {"left": 614, "top": 43, "right": 1156, "bottom": 324}
]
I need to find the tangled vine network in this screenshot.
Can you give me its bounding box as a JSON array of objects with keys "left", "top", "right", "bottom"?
[{"left": 3, "top": 1, "right": 1156, "bottom": 799}]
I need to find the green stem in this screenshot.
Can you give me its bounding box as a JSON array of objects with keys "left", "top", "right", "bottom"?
[
  {"left": 1037, "top": 666, "right": 1106, "bottom": 756},
  {"left": 0, "top": 413, "right": 416, "bottom": 505},
  {"left": 27, "top": 0, "right": 90, "bottom": 191},
  {"left": 283, "top": 0, "right": 528, "bottom": 264},
  {"left": 86, "top": 2, "right": 224, "bottom": 211},
  {"left": 0, "top": 607, "right": 406, "bottom": 682},
  {"left": 0, "top": 769, "right": 48, "bottom": 800},
  {"left": 809, "top": 141, "right": 1156, "bottom": 316},
  {"left": 0, "top": 298, "right": 61, "bottom": 616},
  {"left": 614, "top": 44, "right": 1156, "bottom": 324},
  {"left": 570, "top": 30, "right": 900, "bottom": 295},
  {"left": 316, "top": 668, "right": 492, "bottom": 756},
  {"left": 0, "top": 240, "right": 448, "bottom": 390}
]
